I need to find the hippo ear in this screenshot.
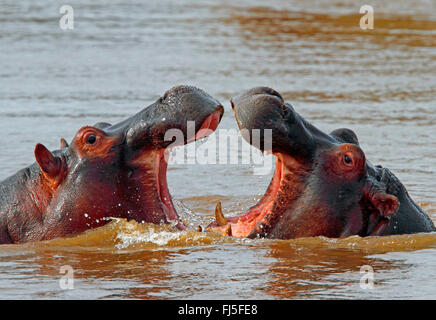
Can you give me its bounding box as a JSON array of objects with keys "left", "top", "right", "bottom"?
[
  {"left": 60, "top": 138, "right": 69, "bottom": 149},
  {"left": 330, "top": 128, "right": 359, "bottom": 145},
  {"left": 93, "top": 122, "right": 112, "bottom": 130},
  {"left": 34, "top": 144, "right": 62, "bottom": 177},
  {"left": 370, "top": 192, "right": 400, "bottom": 218}
]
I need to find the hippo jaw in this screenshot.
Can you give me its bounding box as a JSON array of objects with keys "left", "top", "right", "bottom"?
[
  {"left": 208, "top": 87, "right": 399, "bottom": 239},
  {"left": 208, "top": 152, "right": 290, "bottom": 237}
]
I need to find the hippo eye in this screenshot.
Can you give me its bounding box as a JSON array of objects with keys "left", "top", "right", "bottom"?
[
  {"left": 343, "top": 154, "right": 353, "bottom": 166},
  {"left": 85, "top": 134, "right": 97, "bottom": 145}
]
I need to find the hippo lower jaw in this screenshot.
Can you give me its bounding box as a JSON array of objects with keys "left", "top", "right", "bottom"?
[
  {"left": 207, "top": 151, "right": 395, "bottom": 239},
  {"left": 152, "top": 149, "right": 181, "bottom": 227},
  {"left": 207, "top": 153, "right": 286, "bottom": 237}
]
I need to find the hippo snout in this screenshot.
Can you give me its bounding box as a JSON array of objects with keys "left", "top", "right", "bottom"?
[
  {"left": 230, "top": 86, "right": 284, "bottom": 111},
  {"left": 119, "top": 85, "right": 224, "bottom": 153}
]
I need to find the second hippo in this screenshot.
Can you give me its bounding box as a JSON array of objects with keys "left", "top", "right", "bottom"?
[{"left": 208, "top": 87, "right": 434, "bottom": 239}]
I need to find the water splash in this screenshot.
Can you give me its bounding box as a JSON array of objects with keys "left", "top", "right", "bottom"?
[{"left": 110, "top": 219, "right": 226, "bottom": 250}]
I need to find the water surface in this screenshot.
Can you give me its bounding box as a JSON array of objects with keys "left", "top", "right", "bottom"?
[{"left": 0, "top": 0, "right": 435, "bottom": 299}]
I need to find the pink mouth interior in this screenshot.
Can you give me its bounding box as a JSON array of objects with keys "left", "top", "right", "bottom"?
[
  {"left": 187, "top": 109, "right": 222, "bottom": 143},
  {"left": 156, "top": 110, "right": 223, "bottom": 230},
  {"left": 210, "top": 154, "right": 285, "bottom": 237}
]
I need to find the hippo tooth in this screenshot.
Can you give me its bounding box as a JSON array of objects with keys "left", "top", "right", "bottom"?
[
  {"left": 215, "top": 202, "right": 228, "bottom": 226},
  {"left": 224, "top": 224, "right": 232, "bottom": 237}
]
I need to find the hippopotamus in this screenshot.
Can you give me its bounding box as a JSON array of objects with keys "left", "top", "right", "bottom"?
[
  {"left": 0, "top": 85, "right": 224, "bottom": 244},
  {"left": 208, "top": 87, "right": 435, "bottom": 239}
]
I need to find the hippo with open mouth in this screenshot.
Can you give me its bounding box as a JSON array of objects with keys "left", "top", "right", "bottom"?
[
  {"left": 208, "top": 87, "right": 435, "bottom": 239},
  {"left": 0, "top": 85, "right": 223, "bottom": 244}
]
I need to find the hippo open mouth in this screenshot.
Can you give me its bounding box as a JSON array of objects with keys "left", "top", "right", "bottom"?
[
  {"left": 92, "top": 85, "right": 224, "bottom": 230},
  {"left": 130, "top": 103, "right": 223, "bottom": 230},
  {"left": 207, "top": 87, "right": 434, "bottom": 239}
]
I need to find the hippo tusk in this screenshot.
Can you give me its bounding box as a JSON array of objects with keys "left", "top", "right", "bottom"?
[
  {"left": 215, "top": 202, "right": 228, "bottom": 226},
  {"left": 224, "top": 224, "right": 232, "bottom": 236}
]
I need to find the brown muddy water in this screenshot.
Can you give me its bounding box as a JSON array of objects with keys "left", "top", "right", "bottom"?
[{"left": 0, "top": 0, "right": 435, "bottom": 299}]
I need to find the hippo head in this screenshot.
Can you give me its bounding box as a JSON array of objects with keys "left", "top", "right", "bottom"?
[
  {"left": 33, "top": 86, "right": 223, "bottom": 239},
  {"left": 208, "top": 87, "right": 402, "bottom": 239}
]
